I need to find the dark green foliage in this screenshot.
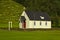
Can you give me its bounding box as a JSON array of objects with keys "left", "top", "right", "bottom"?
[{"left": 14, "top": 0, "right": 60, "bottom": 16}]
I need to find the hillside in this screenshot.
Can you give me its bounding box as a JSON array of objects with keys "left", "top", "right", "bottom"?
[{"left": 0, "top": 0, "right": 24, "bottom": 28}]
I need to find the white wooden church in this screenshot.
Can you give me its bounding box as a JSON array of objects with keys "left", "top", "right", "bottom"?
[{"left": 19, "top": 10, "right": 51, "bottom": 29}]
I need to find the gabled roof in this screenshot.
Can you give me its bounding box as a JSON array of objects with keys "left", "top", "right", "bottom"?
[{"left": 25, "top": 10, "right": 51, "bottom": 21}]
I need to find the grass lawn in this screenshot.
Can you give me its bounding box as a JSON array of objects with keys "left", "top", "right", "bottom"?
[
  {"left": 0, "top": 22, "right": 19, "bottom": 28},
  {"left": 0, "top": 29, "right": 60, "bottom": 40}
]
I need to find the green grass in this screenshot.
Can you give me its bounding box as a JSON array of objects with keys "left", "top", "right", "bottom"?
[
  {"left": 0, "top": 30, "right": 60, "bottom": 40},
  {"left": 0, "top": 22, "right": 19, "bottom": 28}
]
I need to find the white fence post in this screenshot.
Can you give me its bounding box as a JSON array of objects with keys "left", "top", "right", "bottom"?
[
  {"left": 8, "top": 21, "right": 12, "bottom": 31},
  {"left": 8, "top": 21, "right": 10, "bottom": 31}
]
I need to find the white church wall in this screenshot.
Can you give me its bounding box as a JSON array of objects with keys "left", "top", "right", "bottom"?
[{"left": 28, "top": 21, "right": 51, "bottom": 29}]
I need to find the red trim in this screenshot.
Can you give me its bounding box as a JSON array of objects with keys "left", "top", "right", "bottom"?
[{"left": 24, "top": 22, "right": 26, "bottom": 28}]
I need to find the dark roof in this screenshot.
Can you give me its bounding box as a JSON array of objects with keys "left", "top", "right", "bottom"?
[{"left": 25, "top": 10, "right": 51, "bottom": 21}]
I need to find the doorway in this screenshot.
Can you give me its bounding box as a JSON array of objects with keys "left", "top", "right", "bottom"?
[{"left": 22, "top": 20, "right": 26, "bottom": 29}]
